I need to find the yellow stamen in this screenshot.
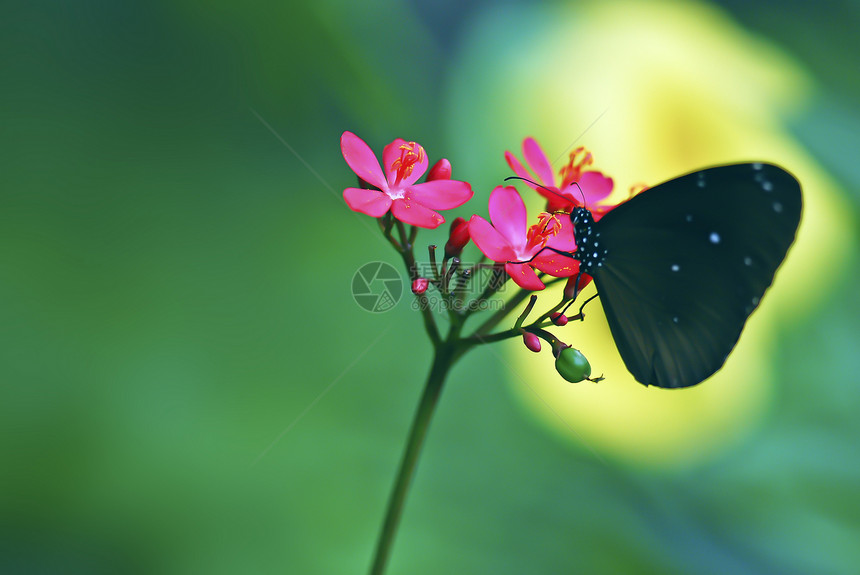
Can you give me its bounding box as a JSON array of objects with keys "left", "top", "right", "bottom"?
[
  {"left": 390, "top": 142, "right": 426, "bottom": 185},
  {"left": 526, "top": 212, "right": 562, "bottom": 250},
  {"left": 558, "top": 146, "right": 594, "bottom": 187}
]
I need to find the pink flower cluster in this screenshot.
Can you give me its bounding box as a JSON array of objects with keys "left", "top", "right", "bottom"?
[
  {"left": 341, "top": 131, "right": 473, "bottom": 229},
  {"left": 341, "top": 132, "right": 622, "bottom": 291}
]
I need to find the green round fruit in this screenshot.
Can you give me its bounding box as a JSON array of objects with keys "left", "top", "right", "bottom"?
[{"left": 555, "top": 347, "right": 592, "bottom": 383}]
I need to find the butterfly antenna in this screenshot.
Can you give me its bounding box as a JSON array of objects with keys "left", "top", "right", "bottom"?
[
  {"left": 504, "top": 176, "right": 567, "bottom": 203},
  {"left": 570, "top": 181, "right": 587, "bottom": 208},
  {"left": 505, "top": 176, "right": 588, "bottom": 209},
  {"left": 503, "top": 176, "right": 584, "bottom": 266}
]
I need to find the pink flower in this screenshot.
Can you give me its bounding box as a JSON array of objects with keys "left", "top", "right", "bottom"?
[
  {"left": 341, "top": 131, "right": 473, "bottom": 229},
  {"left": 469, "top": 186, "right": 580, "bottom": 291},
  {"left": 505, "top": 137, "right": 615, "bottom": 217}
]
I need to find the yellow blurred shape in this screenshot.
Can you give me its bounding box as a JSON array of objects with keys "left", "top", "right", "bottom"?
[{"left": 485, "top": 0, "right": 854, "bottom": 467}]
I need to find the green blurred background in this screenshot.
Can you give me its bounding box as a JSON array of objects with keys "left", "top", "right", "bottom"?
[{"left": 2, "top": 0, "right": 859, "bottom": 573}]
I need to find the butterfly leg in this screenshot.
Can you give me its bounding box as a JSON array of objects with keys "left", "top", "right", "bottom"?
[
  {"left": 507, "top": 246, "right": 574, "bottom": 266},
  {"left": 561, "top": 292, "right": 599, "bottom": 321},
  {"left": 578, "top": 293, "right": 599, "bottom": 316}
]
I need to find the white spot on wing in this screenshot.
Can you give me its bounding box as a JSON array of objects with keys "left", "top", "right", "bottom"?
[
  {"left": 709, "top": 232, "right": 720, "bottom": 244},
  {"left": 671, "top": 264, "right": 680, "bottom": 272}
]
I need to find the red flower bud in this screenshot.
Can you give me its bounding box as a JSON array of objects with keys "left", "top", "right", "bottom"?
[
  {"left": 412, "top": 277, "right": 430, "bottom": 295},
  {"left": 550, "top": 312, "right": 568, "bottom": 326},
  {"left": 522, "top": 331, "right": 541, "bottom": 353},
  {"left": 426, "top": 158, "right": 452, "bottom": 181},
  {"left": 444, "top": 217, "right": 470, "bottom": 259},
  {"left": 563, "top": 273, "right": 592, "bottom": 300}
]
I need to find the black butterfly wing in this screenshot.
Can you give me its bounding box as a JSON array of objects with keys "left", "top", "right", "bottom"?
[{"left": 590, "top": 163, "right": 802, "bottom": 388}]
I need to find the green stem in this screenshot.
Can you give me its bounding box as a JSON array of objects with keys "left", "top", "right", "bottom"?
[
  {"left": 396, "top": 243, "right": 440, "bottom": 346},
  {"left": 368, "top": 342, "right": 458, "bottom": 575}
]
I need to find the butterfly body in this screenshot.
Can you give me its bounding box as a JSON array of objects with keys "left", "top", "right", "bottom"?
[{"left": 570, "top": 163, "right": 802, "bottom": 389}]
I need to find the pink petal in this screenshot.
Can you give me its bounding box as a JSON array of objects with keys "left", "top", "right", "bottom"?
[
  {"left": 545, "top": 194, "right": 575, "bottom": 213},
  {"left": 341, "top": 132, "right": 388, "bottom": 190},
  {"left": 506, "top": 150, "right": 565, "bottom": 208},
  {"left": 407, "top": 180, "right": 473, "bottom": 210},
  {"left": 343, "top": 187, "right": 392, "bottom": 217},
  {"left": 390, "top": 197, "right": 444, "bottom": 229},
  {"left": 487, "top": 186, "right": 527, "bottom": 249},
  {"left": 579, "top": 171, "right": 614, "bottom": 204},
  {"left": 383, "top": 139, "right": 429, "bottom": 188},
  {"left": 523, "top": 137, "right": 557, "bottom": 188},
  {"left": 533, "top": 251, "right": 579, "bottom": 277},
  {"left": 505, "top": 151, "right": 539, "bottom": 190},
  {"left": 545, "top": 217, "right": 578, "bottom": 252},
  {"left": 468, "top": 215, "right": 516, "bottom": 262},
  {"left": 505, "top": 262, "right": 545, "bottom": 291}
]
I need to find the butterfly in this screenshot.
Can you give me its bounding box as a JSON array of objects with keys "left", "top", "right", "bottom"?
[{"left": 565, "top": 163, "right": 802, "bottom": 388}]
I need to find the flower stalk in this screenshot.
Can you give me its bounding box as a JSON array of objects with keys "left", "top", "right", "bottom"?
[
  {"left": 368, "top": 338, "right": 459, "bottom": 575},
  {"left": 339, "top": 132, "right": 626, "bottom": 574}
]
